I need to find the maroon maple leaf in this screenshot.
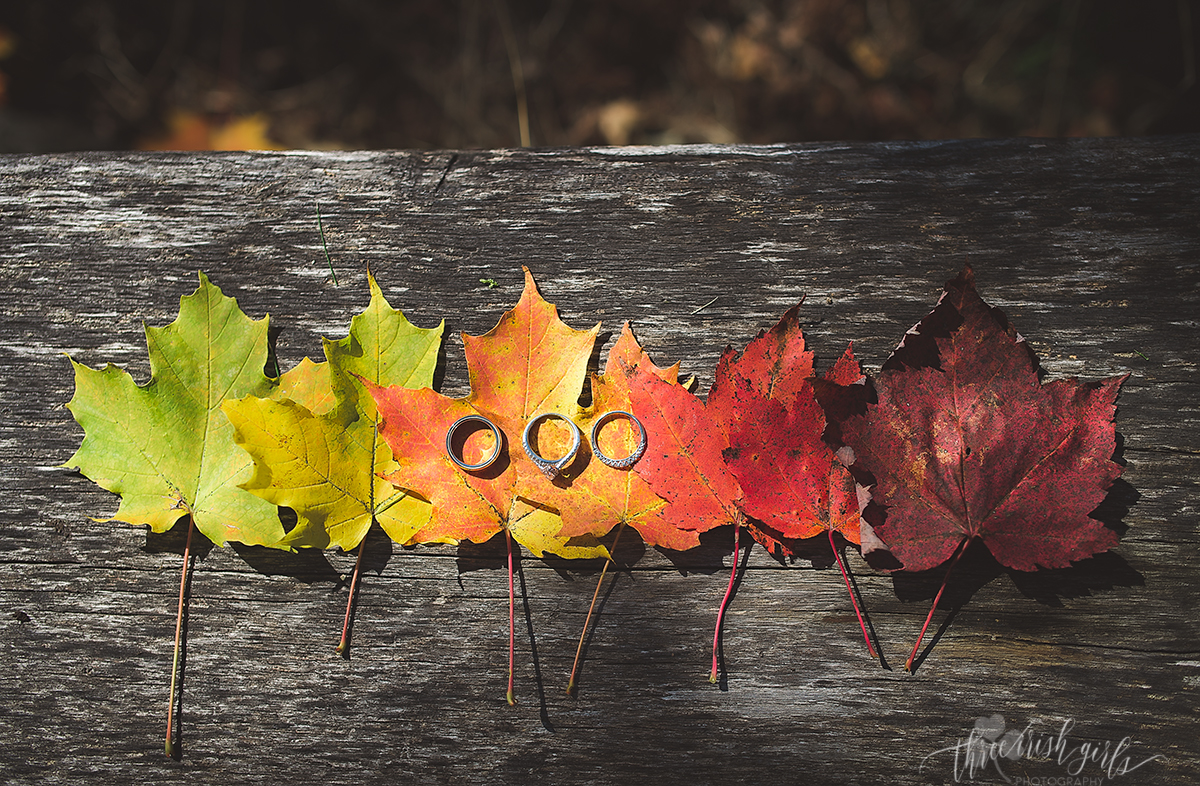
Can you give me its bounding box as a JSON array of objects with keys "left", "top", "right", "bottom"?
[{"left": 840, "top": 267, "right": 1127, "bottom": 669}]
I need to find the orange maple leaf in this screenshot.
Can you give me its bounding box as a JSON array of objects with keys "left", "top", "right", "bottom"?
[
  {"left": 521, "top": 323, "right": 706, "bottom": 693},
  {"left": 369, "top": 268, "right": 610, "bottom": 705},
  {"left": 369, "top": 267, "right": 606, "bottom": 558},
  {"left": 630, "top": 365, "right": 746, "bottom": 540},
  {"left": 529, "top": 323, "right": 698, "bottom": 551}
]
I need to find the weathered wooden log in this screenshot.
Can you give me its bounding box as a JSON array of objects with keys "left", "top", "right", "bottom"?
[{"left": 1, "top": 137, "right": 1196, "bottom": 784}]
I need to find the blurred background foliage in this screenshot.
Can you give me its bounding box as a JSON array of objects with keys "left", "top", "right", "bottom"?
[{"left": 0, "top": 0, "right": 1196, "bottom": 152}]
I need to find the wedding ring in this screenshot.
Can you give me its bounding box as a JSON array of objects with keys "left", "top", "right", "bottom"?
[
  {"left": 522, "top": 412, "right": 581, "bottom": 480},
  {"left": 590, "top": 411, "right": 647, "bottom": 469},
  {"left": 445, "top": 414, "right": 503, "bottom": 472}
]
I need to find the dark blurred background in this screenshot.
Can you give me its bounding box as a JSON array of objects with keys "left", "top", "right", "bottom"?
[{"left": 1, "top": 0, "right": 1197, "bottom": 152}]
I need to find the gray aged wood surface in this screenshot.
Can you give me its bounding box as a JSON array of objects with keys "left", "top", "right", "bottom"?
[{"left": 1, "top": 137, "right": 1197, "bottom": 785}]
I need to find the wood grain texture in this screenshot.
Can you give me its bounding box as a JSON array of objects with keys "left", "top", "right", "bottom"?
[{"left": 1, "top": 137, "right": 1197, "bottom": 785}]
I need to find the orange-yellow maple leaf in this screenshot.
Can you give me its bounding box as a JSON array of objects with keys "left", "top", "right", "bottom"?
[
  {"left": 369, "top": 267, "right": 609, "bottom": 704},
  {"left": 369, "top": 267, "right": 606, "bottom": 559}
]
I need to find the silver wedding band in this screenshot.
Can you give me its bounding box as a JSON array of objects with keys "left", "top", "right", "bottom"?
[
  {"left": 445, "top": 414, "right": 503, "bottom": 472},
  {"left": 522, "top": 412, "right": 581, "bottom": 480},
  {"left": 590, "top": 410, "right": 647, "bottom": 469}
]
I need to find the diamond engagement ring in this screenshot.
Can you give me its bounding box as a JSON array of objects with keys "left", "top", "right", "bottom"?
[
  {"left": 522, "top": 412, "right": 581, "bottom": 480},
  {"left": 590, "top": 410, "right": 647, "bottom": 469},
  {"left": 445, "top": 414, "right": 503, "bottom": 472}
]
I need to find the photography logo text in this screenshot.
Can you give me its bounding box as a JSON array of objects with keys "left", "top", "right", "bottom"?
[{"left": 921, "top": 714, "right": 1163, "bottom": 784}]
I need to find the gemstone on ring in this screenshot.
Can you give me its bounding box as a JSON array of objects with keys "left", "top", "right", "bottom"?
[
  {"left": 590, "top": 410, "right": 647, "bottom": 469},
  {"left": 445, "top": 414, "right": 503, "bottom": 472},
  {"left": 522, "top": 412, "right": 581, "bottom": 480}
]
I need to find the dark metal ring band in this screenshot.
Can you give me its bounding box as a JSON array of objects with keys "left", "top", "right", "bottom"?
[
  {"left": 522, "top": 412, "right": 581, "bottom": 480},
  {"left": 590, "top": 410, "right": 647, "bottom": 469},
  {"left": 445, "top": 414, "right": 502, "bottom": 472}
]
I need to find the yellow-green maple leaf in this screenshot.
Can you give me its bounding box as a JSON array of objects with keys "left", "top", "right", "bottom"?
[
  {"left": 223, "top": 274, "right": 442, "bottom": 550},
  {"left": 63, "top": 273, "right": 285, "bottom": 548}
]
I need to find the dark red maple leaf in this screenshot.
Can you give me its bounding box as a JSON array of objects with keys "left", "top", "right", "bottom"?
[{"left": 840, "top": 267, "right": 1127, "bottom": 669}]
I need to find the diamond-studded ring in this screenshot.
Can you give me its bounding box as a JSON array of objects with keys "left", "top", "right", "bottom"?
[
  {"left": 522, "top": 412, "right": 581, "bottom": 480},
  {"left": 590, "top": 411, "right": 647, "bottom": 469},
  {"left": 445, "top": 414, "right": 503, "bottom": 472}
]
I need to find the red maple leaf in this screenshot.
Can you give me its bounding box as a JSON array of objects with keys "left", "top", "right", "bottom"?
[
  {"left": 628, "top": 357, "right": 746, "bottom": 683},
  {"left": 713, "top": 305, "right": 875, "bottom": 656},
  {"left": 715, "top": 306, "right": 861, "bottom": 549},
  {"left": 840, "top": 267, "right": 1127, "bottom": 669},
  {"left": 628, "top": 305, "right": 877, "bottom": 678}
]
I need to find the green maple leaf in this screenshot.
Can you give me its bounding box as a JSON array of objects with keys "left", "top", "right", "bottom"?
[
  {"left": 64, "top": 273, "right": 285, "bottom": 548},
  {"left": 223, "top": 274, "right": 443, "bottom": 551}
]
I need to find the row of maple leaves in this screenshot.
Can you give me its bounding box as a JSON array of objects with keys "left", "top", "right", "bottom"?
[{"left": 64, "top": 266, "right": 1125, "bottom": 753}]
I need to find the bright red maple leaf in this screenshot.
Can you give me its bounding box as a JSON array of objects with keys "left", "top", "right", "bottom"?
[
  {"left": 628, "top": 305, "right": 877, "bottom": 677},
  {"left": 840, "top": 267, "right": 1127, "bottom": 668},
  {"left": 712, "top": 305, "right": 874, "bottom": 655},
  {"left": 628, "top": 357, "right": 746, "bottom": 683},
  {"left": 715, "top": 306, "right": 862, "bottom": 551}
]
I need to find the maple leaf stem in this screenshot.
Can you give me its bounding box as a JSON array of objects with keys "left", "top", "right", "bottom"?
[
  {"left": 828, "top": 529, "right": 877, "bottom": 658},
  {"left": 336, "top": 535, "right": 368, "bottom": 658},
  {"left": 710, "top": 522, "right": 741, "bottom": 684},
  {"left": 506, "top": 529, "right": 517, "bottom": 706},
  {"left": 567, "top": 522, "right": 627, "bottom": 695},
  {"left": 164, "top": 513, "right": 195, "bottom": 759},
  {"left": 905, "top": 540, "right": 968, "bottom": 672}
]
